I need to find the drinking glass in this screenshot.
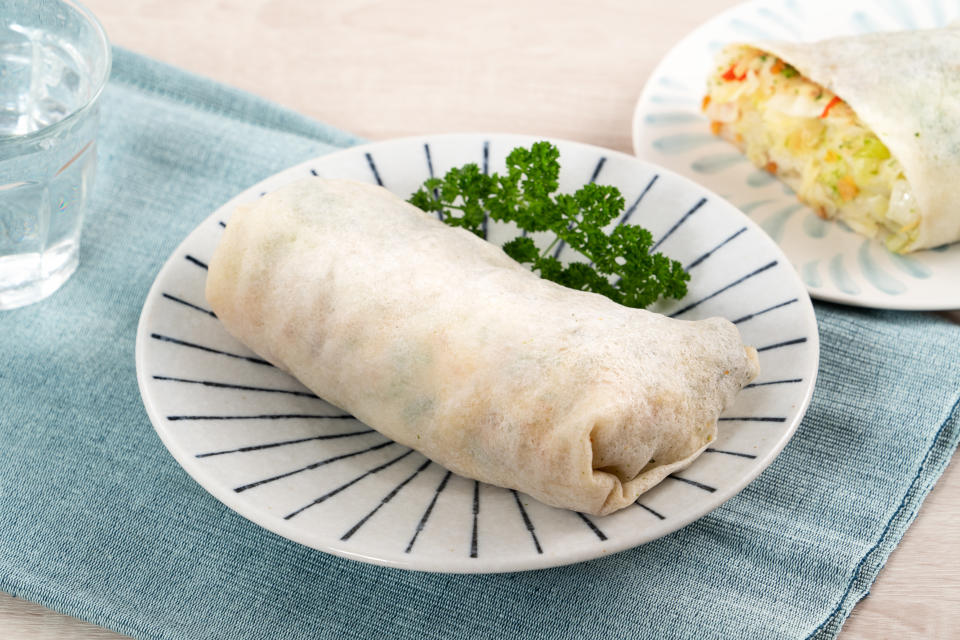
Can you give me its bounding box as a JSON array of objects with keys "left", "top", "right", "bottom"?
[{"left": 0, "top": 0, "right": 110, "bottom": 309}]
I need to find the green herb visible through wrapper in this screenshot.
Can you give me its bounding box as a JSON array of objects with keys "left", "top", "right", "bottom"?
[{"left": 408, "top": 141, "right": 690, "bottom": 309}]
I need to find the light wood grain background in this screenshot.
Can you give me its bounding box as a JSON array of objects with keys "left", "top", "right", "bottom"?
[{"left": 4, "top": 0, "right": 958, "bottom": 637}]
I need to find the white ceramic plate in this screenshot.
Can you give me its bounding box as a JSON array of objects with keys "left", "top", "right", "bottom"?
[
  {"left": 135, "top": 133, "right": 818, "bottom": 573},
  {"left": 632, "top": 0, "right": 960, "bottom": 310}
]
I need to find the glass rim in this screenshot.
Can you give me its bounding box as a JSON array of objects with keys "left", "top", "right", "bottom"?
[{"left": 0, "top": 0, "right": 113, "bottom": 143}]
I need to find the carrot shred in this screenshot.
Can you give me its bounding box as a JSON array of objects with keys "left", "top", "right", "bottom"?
[
  {"left": 710, "top": 121, "right": 722, "bottom": 135},
  {"left": 701, "top": 95, "right": 711, "bottom": 111},
  {"left": 820, "top": 95, "right": 842, "bottom": 118},
  {"left": 837, "top": 175, "right": 859, "bottom": 201},
  {"left": 771, "top": 59, "right": 785, "bottom": 74},
  {"left": 765, "top": 161, "right": 778, "bottom": 174}
]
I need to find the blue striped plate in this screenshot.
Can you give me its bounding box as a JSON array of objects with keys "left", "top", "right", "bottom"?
[
  {"left": 135, "top": 134, "right": 818, "bottom": 572},
  {"left": 632, "top": 0, "right": 960, "bottom": 310}
]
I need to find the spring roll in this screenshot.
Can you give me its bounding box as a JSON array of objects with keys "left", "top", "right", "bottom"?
[
  {"left": 703, "top": 27, "right": 960, "bottom": 252},
  {"left": 206, "top": 178, "right": 759, "bottom": 515}
]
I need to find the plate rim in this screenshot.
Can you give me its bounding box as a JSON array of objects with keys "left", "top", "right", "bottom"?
[
  {"left": 630, "top": 0, "right": 960, "bottom": 311},
  {"left": 135, "top": 131, "right": 820, "bottom": 573}
]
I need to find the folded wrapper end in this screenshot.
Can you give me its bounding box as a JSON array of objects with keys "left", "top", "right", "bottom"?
[
  {"left": 590, "top": 344, "right": 759, "bottom": 516},
  {"left": 594, "top": 439, "right": 712, "bottom": 516}
]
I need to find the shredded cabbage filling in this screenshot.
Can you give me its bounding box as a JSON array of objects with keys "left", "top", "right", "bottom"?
[{"left": 704, "top": 45, "right": 919, "bottom": 252}]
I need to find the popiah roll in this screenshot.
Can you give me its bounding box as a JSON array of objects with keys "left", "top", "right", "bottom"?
[
  {"left": 206, "top": 178, "right": 759, "bottom": 515},
  {"left": 704, "top": 27, "right": 960, "bottom": 252}
]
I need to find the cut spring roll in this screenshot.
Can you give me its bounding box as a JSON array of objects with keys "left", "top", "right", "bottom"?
[
  {"left": 704, "top": 28, "right": 960, "bottom": 252},
  {"left": 206, "top": 178, "right": 760, "bottom": 516}
]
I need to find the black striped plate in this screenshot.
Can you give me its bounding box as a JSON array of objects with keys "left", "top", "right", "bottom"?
[{"left": 135, "top": 134, "right": 818, "bottom": 572}]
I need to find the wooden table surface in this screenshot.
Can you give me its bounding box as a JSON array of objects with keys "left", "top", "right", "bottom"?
[{"left": 5, "top": 0, "right": 958, "bottom": 637}]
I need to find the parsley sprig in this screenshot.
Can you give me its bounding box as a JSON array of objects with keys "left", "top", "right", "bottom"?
[{"left": 408, "top": 141, "right": 689, "bottom": 309}]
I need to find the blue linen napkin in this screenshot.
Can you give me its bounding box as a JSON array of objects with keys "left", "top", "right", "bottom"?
[{"left": 1, "top": 47, "right": 958, "bottom": 640}]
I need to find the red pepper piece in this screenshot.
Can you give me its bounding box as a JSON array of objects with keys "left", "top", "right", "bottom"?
[
  {"left": 721, "top": 64, "right": 746, "bottom": 82},
  {"left": 820, "top": 95, "right": 842, "bottom": 118}
]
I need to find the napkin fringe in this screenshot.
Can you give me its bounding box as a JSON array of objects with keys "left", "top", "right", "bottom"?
[
  {"left": 810, "top": 390, "right": 960, "bottom": 638},
  {"left": 0, "top": 573, "right": 151, "bottom": 640}
]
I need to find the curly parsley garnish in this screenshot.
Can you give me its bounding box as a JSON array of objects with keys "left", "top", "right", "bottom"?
[{"left": 408, "top": 141, "right": 689, "bottom": 309}]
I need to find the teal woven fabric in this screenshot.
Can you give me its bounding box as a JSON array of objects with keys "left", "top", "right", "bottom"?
[{"left": 1, "top": 47, "right": 959, "bottom": 640}]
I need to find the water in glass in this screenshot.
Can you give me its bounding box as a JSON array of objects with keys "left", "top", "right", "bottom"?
[{"left": 0, "top": 2, "right": 107, "bottom": 309}]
